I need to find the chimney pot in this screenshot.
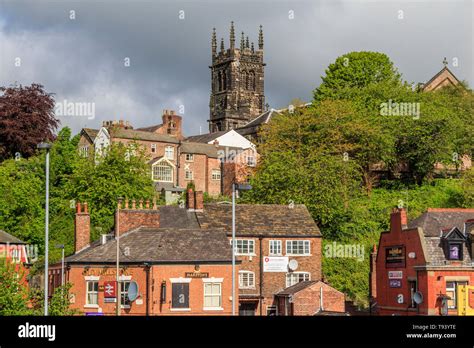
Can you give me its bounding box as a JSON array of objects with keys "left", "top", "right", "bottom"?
[
  {"left": 83, "top": 202, "right": 88, "bottom": 214},
  {"left": 76, "top": 202, "right": 81, "bottom": 213}
]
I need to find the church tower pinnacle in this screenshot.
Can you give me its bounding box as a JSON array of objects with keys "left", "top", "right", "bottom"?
[{"left": 208, "top": 23, "right": 265, "bottom": 133}]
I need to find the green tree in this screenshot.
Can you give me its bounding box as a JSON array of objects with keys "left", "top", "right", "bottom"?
[
  {"left": 0, "top": 260, "right": 31, "bottom": 315},
  {"left": 461, "top": 168, "right": 474, "bottom": 207},
  {"left": 66, "top": 142, "right": 155, "bottom": 240},
  {"left": 313, "top": 51, "right": 402, "bottom": 102}
]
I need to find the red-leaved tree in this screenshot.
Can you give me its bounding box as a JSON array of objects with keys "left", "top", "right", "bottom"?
[{"left": 0, "top": 83, "right": 59, "bottom": 160}]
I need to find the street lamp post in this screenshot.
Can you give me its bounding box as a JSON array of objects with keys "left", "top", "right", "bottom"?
[
  {"left": 231, "top": 183, "right": 251, "bottom": 316},
  {"left": 37, "top": 142, "right": 52, "bottom": 316}
]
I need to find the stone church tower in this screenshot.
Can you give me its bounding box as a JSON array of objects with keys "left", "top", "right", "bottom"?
[{"left": 209, "top": 22, "right": 265, "bottom": 132}]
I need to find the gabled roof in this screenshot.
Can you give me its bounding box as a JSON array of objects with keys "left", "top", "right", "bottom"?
[
  {"left": 80, "top": 128, "right": 99, "bottom": 143},
  {"left": 237, "top": 109, "right": 282, "bottom": 131},
  {"left": 66, "top": 227, "right": 232, "bottom": 264},
  {"left": 110, "top": 128, "right": 180, "bottom": 144},
  {"left": 185, "top": 130, "right": 227, "bottom": 144},
  {"left": 196, "top": 204, "right": 321, "bottom": 237},
  {"left": 422, "top": 66, "right": 462, "bottom": 92},
  {"left": 0, "top": 230, "right": 25, "bottom": 244},
  {"left": 408, "top": 209, "right": 474, "bottom": 237},
  {"left": 136, "top": 124, "right": 163, "bottom": 133}
]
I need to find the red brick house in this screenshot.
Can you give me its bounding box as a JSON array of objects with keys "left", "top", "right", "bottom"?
[
  {"left": 50, "top": 190, "right": 344, "bottom": 316},
  {"left": 78, "top": 110, "right": 257, "bottom": 202},
  {"left": 51, "top": 201, "right": 237, "bottom": 316},
  {"left": 370, "top": 208, "right": 474, "bottom": 316}
]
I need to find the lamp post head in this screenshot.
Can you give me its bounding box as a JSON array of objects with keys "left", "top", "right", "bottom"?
[
  {"left": 37, "top": 142, "right": 52, "bottom": 150},
  {"left": 55, "top": 244, "right": 65, "bottom": 249}
]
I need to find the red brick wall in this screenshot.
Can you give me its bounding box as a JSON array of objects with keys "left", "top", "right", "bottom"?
[
  {"left": 116, "top": 207, "right": 160, "bottom": 236},
  {"left": 64, "top": 263, "right": 235, "bottom": 316},
  {"left": 292, "top": 282, "right": 345, "bottom": 315},
  {"left": 234, "top": 236, "right": 322, "bottom": 315}
]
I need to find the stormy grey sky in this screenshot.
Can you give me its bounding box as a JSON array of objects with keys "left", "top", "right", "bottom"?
[{"left": 0, "top": 0, "right": 472, "bottom": 136}]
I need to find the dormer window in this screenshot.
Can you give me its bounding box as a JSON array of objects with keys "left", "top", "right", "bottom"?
[
  {"left": 448, "top": 243, "right": 462, "bottom": 260},
  {"left": 441, "top": 227, "right": 466, "bottom": 261}
]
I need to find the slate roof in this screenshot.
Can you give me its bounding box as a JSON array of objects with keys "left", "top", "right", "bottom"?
[
  {"left": 423, "top": 236, "right": 473, "bottom": 267},
  {"left": 0, "top": 230, "right": 25, "bottom": 244},
  {"left": 185, "top": 131, "right": 227, "bottom": 144},
  {"left": 65, "top": 203, "right": 318, "bottom": 264},
  {"left": 136, "top": 124, "right": 163, "bottom": 133},
  {"left": 407, "top": 209, "right": 474, "bottom": 267},
  {"left": 408, "top": 209, "right": 474, "bottom": 237},
  {"left": 110, "top": 128, "right": 180, "bottom": 144},
  {"left": 66, "top": 227, "right": 232, "bottom": 264},
  {"left": 196, "top": 204, "right": 321, "bottom": 237},
  {"left": 81, "top": 128, "right": 99, "bottom": 143},
  {"left": 180, "top": 142, "right": 220, "bottom": 158},
  {"left": 275, "top": 281, "right": 318, "bottom": 296}
]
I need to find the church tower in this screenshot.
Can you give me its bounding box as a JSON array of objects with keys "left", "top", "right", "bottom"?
[{"left": 209, "top": 22, "right": 265, "bottom": 132}]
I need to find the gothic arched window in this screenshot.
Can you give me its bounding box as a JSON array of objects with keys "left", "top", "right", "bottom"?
[
  {"left": 222, "top": 70, "right": 227, "bottom": 91},
  {"left": 217, "top": 71, "right": 222, "bottom": 91},
  {"left": 249, "top": 71, "right": 256, "bottom": 91},
  {"left": 242, "top": 71, "right": 248, "bottom": 90}
]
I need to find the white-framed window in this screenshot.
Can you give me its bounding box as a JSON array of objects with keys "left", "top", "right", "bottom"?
[
  {"left": 234, "top": 239, "right": 255, "bottom": 255},
  {"left": 203, "top": 282, "right": 222, "bottom": 309},
  {"left": 120, "top": 280, "right": 131, "bottom": 308},
  {"left": 286, "top": 272, "right": 310, "bottom": 287},
  {"left": 446, "top": 281, "right": 468, "bottom": 309},
  {"left": 247, "top": 155, "right": 256, "bottom": 167},
  {"left": 86, "top": 280, "right": 99, "bottom": 306},
  {"left": 266, "top": 305, "right": 277, "bottom": 316},
  {"left": 269, "top": 240, "right": 282, "bottom": 256},
  {"left": 239, "top": 271, "right": 255, "bottom": 289},
  {"left": 80, "top": 146, "right": 89, "bottom": 158},
  {"left": 211, "top": 169, "right": 221, "bottom": 181},
  {"left": 185, "top": 169, "right": 193, "bottom": 180},
  {"left": 165, "top": 146, "right": 174, "bottom": 160},
  {"left": 151, "top": 143, "right": 157, "bottom": 153},
  {"left": 286, "top": 240, "right": 311, "bottom": 255},
  {"left": 152, "top": 161, "right": 173, "bottom": 182},
  {"left": 185, "top": 153, "right": 194, "bottom": 162}
]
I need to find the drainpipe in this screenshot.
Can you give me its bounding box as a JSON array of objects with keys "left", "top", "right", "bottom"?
[
  {"left": 176, "top": 141, "right": 181, "bottom": 187},
  {"left": 144, "top": 262, "right": 151, "bottom": 316},
  {"left": 259, "top": 237, "right": 263, "bottom": 316}
]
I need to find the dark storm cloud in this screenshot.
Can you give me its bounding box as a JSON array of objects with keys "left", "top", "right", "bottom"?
[{"left": 0, "top": 0, "right": 472, "bottom": 136}]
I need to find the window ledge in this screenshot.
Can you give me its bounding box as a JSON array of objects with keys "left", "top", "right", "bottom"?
[
  {"left": 84, "top": 304, "right": 99, "bottom": 308},
  {"left": 286, "top": 254, "right": 312, "bottom": 257},
  {"left": 203, "top": 307, "right": 224, "bottom": 311},
  {"left": 170, "top": 308, "right": 191, "bottom": 312}
]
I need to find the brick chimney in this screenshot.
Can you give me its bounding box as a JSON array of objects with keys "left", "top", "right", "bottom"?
[
  {"left": 390, "top": 208, "right": 408, "bottom": 233},
  {"left": 162, "top": 109, "right": 183, "bottom": 139},
  {"left": 195, "top": 191, "right": 204, "bottom": 211},
  {"left": 187, "top": 188, "right": 195, "bottom": 211},
  {"left": 75, "top": 202, "right": 90, "bottom": 253},
  {"left": 115, "top": 198, "right": 160, "bottom": 236}
]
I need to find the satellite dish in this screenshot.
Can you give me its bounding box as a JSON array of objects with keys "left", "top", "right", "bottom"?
[
  {"left": 288, "top": 259, "right": 298, "bottom": 271},
  {"left": 413, "top": 291, "right": 423, "bottom": 304},
  {"left": 127, "top": 281, "right": 139, "bottom": 302}
]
